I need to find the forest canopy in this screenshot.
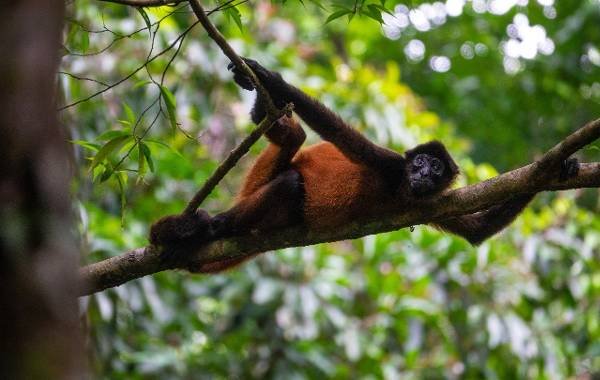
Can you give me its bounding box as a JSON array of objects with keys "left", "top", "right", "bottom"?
[{"left": 24, "top": 0, "right": 600, "bottom": 378}]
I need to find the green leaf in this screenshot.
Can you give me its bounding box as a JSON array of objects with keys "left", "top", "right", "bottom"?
[
  {"left": 123, "top": 103, "right": 136, "bottom": 124},
  {"left": 136, "top": 7, "right": 152, "bottom": 33},
  {"left": 364, "top": 5, "right": 383, "bottom": 23},
  {"left": 71, "top": 140, "right": 100, "bottom": 152},
  {"left": 137, "top": 143, "right": 146, "bottom": 178},
  {"left": 79, "top": 31, "right": 89, "bottom": 53},
  {"left": 146, "top": 139, "right": 185, "bottom": 159},
  {"left": 66, "top": 25, "right": 78, "bottom": 48},
  {"left": 91, "top": 164, "right": 105, "bottom": 182},
  {"left": 119, "top": 138, "right": 137, "bottom": 155},
  {"left": 160, "top": 85, "right": 177, "bottom": 130},
  {"left": 141, "top": 143, "right": 154, "bottom": 172},
  {"left": 115, "top": 171, "right": 128, "bottom": 226},
  {"left": 370, "top": 3, "right": 392, "bottom": 14},
  {"left": 97, "top": 129, "right": 131, "bottom": 141},
  {"left": 224, "top": 6, "right": 243, "bottom": 32},
  {"left": 90, "top": 135, "right": 131, "bottom": 170},
  {"left": 99, "top": 166, "right": 113, "bottom": 182},
  {"left": 307, "top": 0, "right": 326, "bottom": 10},
  {"left": 133, "top": 80, "right": 153, "bottom": 89},
  {"left": 325, "top": 9, "right": 353, "bottom": 24}
]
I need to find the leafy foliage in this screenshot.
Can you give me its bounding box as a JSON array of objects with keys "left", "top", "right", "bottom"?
[{"left": 63, "top": 1, "right": 599, "bottom": 378}]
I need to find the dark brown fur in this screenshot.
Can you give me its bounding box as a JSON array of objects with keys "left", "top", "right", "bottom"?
[{"left": 149, "top": 59, "right": 579, "bottom": 273}]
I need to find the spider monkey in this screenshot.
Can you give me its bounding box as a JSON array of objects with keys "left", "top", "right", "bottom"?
[{"left": 150, "top": 58, "right": 579, "bottom": 273}]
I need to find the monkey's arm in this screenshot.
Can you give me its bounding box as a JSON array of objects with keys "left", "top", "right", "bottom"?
[
  {"left": 229, "top": 59, "right": 405, "bottom": 174},
  {"left": 432, "top": 194, "right": 534, "bottom": 245}
]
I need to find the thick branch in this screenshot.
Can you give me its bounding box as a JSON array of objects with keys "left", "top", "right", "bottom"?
[
  {"left": 535, "top": 118, "right": 600, "bottom": 173},
  {"left": 79, "top": 119, "right": 600, "bottom": 295}
]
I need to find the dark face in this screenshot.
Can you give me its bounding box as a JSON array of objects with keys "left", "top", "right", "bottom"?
[{"left": 408, "top": 153, "right": 446, "bottom": 195}]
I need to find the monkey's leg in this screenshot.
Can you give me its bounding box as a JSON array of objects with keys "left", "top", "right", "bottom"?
[
  {"left": 433, "top": 194, "right": 534, "bottom": 245},
  {"left": 238, "top": 116, "right": 305, "bottom": 198},
  {"left": 149, "top": 209, "right": 212, "bottom": 247},
  {"left": 434, "top": 157, "right": 579, "bottom": 245},
  {"left": 188, "top": 170, "right": 304, "bottom": 273},
  {"left": 212, "top": 169, "right": 305, "bottom": 239}
]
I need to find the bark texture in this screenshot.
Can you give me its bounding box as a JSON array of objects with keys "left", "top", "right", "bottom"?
[
  {"left": 0, "top": 0, "right": 85, "bottom": 378},
  {"left": 79, "top": 120, "right": 600, "bottom": 296}
]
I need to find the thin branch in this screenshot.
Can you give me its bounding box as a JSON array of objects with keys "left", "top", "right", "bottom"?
[
  {"left": 79, "top": 119, "right": 600, "bottom": 295},
  {"left": 97, "top": 0, "right": 187, "bottom": 6},
  {"left": 58, "top": 20, "right": 200, "bottom": 111},
  {"left": 94, "top": 0, "right": 247, "bottom": 10},
  {"left": 181, "top": 0, "right": 283, "bottom": 215},
  {"left": 58, "top": 71, "right": 109, "bottom": 87},
  {"left": 65, "top": 6, "right": 185, "bottom": 57},
  {"left": 183, "top": 103, "right": 294, "bottom": 215},
  {"left": 188, "top": 0, "right": 277, "bottom": 116},
  {"left": 61, "top": 0, "right": 248, "bottom": 110}
]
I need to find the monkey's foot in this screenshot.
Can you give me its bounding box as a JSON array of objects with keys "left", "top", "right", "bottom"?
[
  {"left": 149, "top": 209, "right": 212, "bottom": 247},
  {"left": 559, "top": 157, "right": 579, "bottom": 181}
]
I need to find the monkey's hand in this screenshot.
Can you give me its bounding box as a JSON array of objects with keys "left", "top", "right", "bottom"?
[
  {"left": 227, "top": 58, "right": 284, "bottom": 91},
  {"left": 149, "top": 210, "right": 212, "bottom": 248},
  {"left": 559, "top": 157, "right": 579, "bottom": 181}
]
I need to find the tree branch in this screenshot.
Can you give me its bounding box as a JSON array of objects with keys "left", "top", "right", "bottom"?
[
  {"left": 180, "top": 0, "right": 284, "bottom": 214},
  {"left": 97, "top": 0, "right": 187, "bottom": 7},
  {"left": 183, "top": 104, "right": 293, "bottom": 215},
  {"left": 79, "top": 119, "right": 600, "bottom": 296}
]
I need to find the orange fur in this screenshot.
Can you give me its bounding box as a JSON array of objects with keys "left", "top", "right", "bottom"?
[
  {"left": 238, "top": 116, "right": 305, "bottom": 199},
  {"left": 192, "top": 253, "right": 260, "bottom": 273},
  {"left": 292, "top": 142, "right": 395, "bottom": 230},
  {"left": 199, "top": 57, "right": 537, "bottom": 274}
]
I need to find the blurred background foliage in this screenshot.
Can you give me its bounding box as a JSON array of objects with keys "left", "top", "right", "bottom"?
[{"left": 61, "top": 0, "right": 600, "bottom": 378}]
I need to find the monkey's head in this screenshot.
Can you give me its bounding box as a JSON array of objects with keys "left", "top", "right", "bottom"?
[{"left": 405, "top": 141, "right": 459, "bottom": 197}]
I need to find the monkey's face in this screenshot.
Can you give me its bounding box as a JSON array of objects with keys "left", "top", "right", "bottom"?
[{"left": 407, "top": 153, "right": 446, "bottom": 196}]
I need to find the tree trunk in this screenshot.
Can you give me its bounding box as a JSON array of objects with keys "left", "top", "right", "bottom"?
[{"left": 0, "top": 0, "right": 85, "bottom": 378}]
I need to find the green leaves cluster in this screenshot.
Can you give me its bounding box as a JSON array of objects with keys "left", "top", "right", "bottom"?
[
  {"left": 325, "top": 2, "right": 388, "bottom": 24},
  {"left": 62, "top": 1, "right": 599, "bottom": 379}
]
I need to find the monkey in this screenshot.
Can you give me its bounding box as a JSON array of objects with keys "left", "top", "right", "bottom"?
[{"left": 149, "top": 58, "right": 579, "bottom": 273}]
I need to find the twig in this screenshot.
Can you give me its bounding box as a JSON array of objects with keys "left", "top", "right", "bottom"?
[
  {"left": 61, "top": 0, "right": 249, "bottom": 110},
  {"left": 181, "top": 0, "right": 284, "bottom": 215},
  {"left": 58, "top": 71, "right": 109, "bottom": 87},
  {"left": 58, "top": 20, "right": 200, "bottom": 111},
  {"left": 65, "top": 6, "right": 185, "bottom": 57},
  {"left": 183, "top": 103, "right": 294, "bottom": 215},
  {"left": 97, "top": 0, "right": 187, "bottom": 7}
]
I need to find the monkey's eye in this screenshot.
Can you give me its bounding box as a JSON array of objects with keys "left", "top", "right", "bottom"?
[
  {"left": 430, "top": 158, "right": 444, "bottom": 175},
  {"left": 414, "top": 156, "right": 425, "bottom": 167}
]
